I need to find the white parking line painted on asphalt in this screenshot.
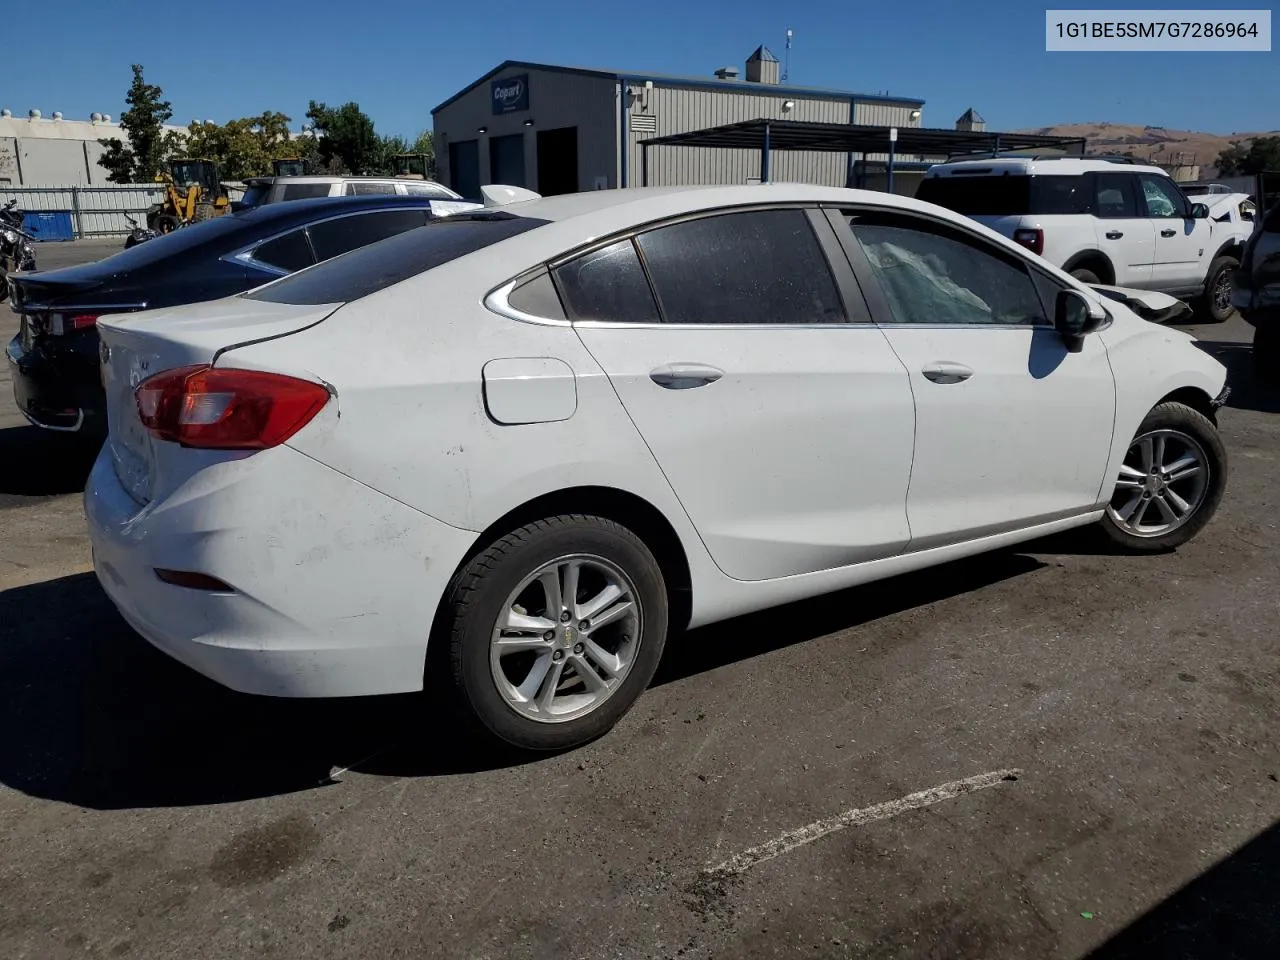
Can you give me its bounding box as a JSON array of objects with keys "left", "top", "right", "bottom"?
[{"left": 703, "top": 768, "right": 1022, "bottom": 879}]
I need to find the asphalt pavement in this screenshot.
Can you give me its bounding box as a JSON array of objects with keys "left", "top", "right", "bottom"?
[{"left": 2, "top": 239, "right": 1279, "bottom": 960}]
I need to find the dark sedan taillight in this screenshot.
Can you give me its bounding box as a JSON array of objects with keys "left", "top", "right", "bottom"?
[{"left": 48, "top": 313, "right": 100, "bottom": 335}]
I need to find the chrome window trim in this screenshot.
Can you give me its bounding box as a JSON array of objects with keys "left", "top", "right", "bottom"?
[{"left": 484, "top": 279, "right": 573, "bottom": 328}]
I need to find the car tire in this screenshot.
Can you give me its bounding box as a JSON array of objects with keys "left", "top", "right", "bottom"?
[
  {"left": 1197, "top": 256, "right": 1238, "bottom": 323},
  {"left": 440, "top": 514, "right": 669, "bottom": 751},
  {"left": 1098, "top": 401, "right": 1226, "bottom": 553},
  {"left": 1070, "top": 268, "right": 1101, "bottom": 284},
  {"left": 1254, "top": 325, "right": 1280, "bottom": 382}
]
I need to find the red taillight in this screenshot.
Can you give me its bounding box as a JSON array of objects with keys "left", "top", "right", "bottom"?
[
  {"left": 135, "top": 364, "right": 330, "bottom": 450},
  {"left": 48, "top": 312, "right": 100, "bottom": 334},
  {"left": 1012, "top": 228, "right": 1044, "bottom": 256}
]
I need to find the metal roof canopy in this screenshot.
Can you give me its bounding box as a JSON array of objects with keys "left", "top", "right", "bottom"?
[
  {"left": 641, "top": 118, "right": 1087, "bottom": 157},
  {"left": 639, "top": 118, "right": 1087, "bottom": 189}
]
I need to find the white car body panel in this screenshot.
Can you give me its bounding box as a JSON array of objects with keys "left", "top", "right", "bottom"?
[
  {"left": 877, "top": 325, "right": 1116, "bottom": 546},
  {"left": 85, "top": 183, "right": 1229, "bottom": 698}
]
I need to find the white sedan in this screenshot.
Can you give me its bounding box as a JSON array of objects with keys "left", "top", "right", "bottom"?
[{"left": 86, "top": 184, "right": 1229, "bottom": 750}]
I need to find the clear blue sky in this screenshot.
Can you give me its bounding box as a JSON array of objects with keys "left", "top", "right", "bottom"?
[{"left": 7, "top": 0, "right": 1276, "bottom": 137}]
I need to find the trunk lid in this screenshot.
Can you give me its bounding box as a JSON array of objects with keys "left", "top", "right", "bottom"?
[{"left": 99, "top": 295, "right": 341, "bottom": 504}]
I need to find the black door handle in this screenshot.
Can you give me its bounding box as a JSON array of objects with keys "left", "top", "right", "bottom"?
[
  {"left": 649, "top": 363, "right": 724, "bottom": 389},
  {"left": 1105, "top": 230, "right": 1124, "bottom": 239},
  {"left": 1160, "top": 228, "right": 1177, "bottom": 237}
]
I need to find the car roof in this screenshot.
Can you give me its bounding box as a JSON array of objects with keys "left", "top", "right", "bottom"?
[
  {"left": 925, "top": 157, "right": 1169, "bottom": 177},
  {"left": 271, "top": 175, "right": 446, "bottom": 184}
]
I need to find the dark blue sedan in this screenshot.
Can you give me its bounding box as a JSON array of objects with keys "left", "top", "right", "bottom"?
[{"left": 6, "top": 195, "right": 477, "bottom": 437}]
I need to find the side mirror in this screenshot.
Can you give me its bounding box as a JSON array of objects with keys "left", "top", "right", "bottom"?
[
  {"left": 1190, "top": 202, "right": 1210, "bottom": 219},
  {"left": 1055, "top": 289, "right": 1101, "bottom": 353}
]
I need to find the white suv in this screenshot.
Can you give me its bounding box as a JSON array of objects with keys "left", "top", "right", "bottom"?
[
  {"left": 918, "top": 158, "right": 1244, "bottom": 321},
  {"left": 238, "top": 176, "right": 475, "bottom": 210}
]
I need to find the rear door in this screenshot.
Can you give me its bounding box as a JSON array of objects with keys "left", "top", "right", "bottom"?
[
  {"left": 569, "top": 207, "right": 917, "bottom": 582},
  {"left": 1141, "top": 173, "right": 1208, "bottom": 290},
  {"left": 1091, "top": 172, "right": 1154, "bottom": 287}
]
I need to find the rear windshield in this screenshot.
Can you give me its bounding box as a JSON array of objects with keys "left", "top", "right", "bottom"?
[
  {"left": 245, "top": 212, "right": 549, "bottom": 305},
  {"left": 917, "top": 174, "right": 1089, "bottom": 216},
  {"left": 281, "top": 183, "right": 334, "bottom": 201},
  {"left": 238, "top": 183, "right": 271, "bottom": 208}
]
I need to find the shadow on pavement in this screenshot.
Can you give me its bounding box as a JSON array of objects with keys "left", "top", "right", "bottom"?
[
  {"left": 1195, "top": 338, "right": 1280, "bottom": 415},
  {"left": 0, "top": 573, "right": 531, "bottom": 810},
  {"left": 1085, "top": 819, "right": 1280, "bottom": 960},
  {"left": 0, "top": 424, "right": 100, "bottom": 498},
  {"left": 655, "top": 550, "right": 1046, "bottom": 686}
]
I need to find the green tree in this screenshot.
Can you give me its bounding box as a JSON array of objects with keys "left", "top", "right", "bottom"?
[
  {"left": 182, "top": 111, "right": 295, "bottom": 180},
  {"left": 97, "top": 64, "right": 179, "bottom": 183},
  {"left": 1216, "top": 136, "right": 1280, "bottom": 176},
  {"left": 305, "top": 100, "right": 381, "bottom": 174}
]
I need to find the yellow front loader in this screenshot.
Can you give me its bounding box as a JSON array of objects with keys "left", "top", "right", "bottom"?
[{"left": 147, "top": 159, "right": 231, "bottom": 234}]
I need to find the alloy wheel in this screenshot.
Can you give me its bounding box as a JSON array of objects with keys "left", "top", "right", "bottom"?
[
  {"left": 1106, "top": 429, "right": 1210, "bottom": 538},
  {"left": 1213, "top": 266, "right": 1234, "bottom": 315},
  {"left": 489, "top": 554, "right": 642, "bottom": 723}
]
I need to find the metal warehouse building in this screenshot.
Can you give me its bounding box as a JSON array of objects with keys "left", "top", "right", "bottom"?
[{"left": 431, "top": 48, "right": 926, "bottom": 197}]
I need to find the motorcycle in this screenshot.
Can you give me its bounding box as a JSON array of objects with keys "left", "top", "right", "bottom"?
[
  {"left": 0, "top": 199, "right": 38, "bottom": 301},
  {"left": 123, "top": 214, "right": 158, "bottom": 249}
]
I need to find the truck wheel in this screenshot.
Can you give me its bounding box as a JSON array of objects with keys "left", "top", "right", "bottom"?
[
  {"left": 1255, "top": 325, "right": 1280, "bottom": 383},
  {"left": 1070, "top": 268, "right": 1101, "bottom": 284},
  {"left": 1197, "top": 256, "right": 1237, "bottom": 323}
]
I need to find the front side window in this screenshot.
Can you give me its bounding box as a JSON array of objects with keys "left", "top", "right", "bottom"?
[
  {"left": 1140, "top": 175, "right": 1188, "bottom": 218},
  {"left": 635, "top": 209, "right": 846, "bottom": 325},
  {"left": 553, "top": 239, "right": 660, "bottom": 324},
  {"left": 845, "top": 211, "right": 1048, "bottom": 326}
]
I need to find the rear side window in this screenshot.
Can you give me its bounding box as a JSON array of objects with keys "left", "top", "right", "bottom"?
[
  {"left": 507, "top": 268, "right": 567, "bottom": 321},
  {"left": 247, "top": 213, "right": 549, "bottom": 305},
  {"left": 918, "top": 174, "right": 1089, "bottom": 216},
  {"left": 636, "top": 209, "right": 845, "bottom": 325},
  {"left": 402, "top": 182, "right": 459, "bottom": 199},
  {"left": 280, "top": 183, "right": 334, "bottom": 201},
  {"left": 251, "top": 229, "right": 315, "bottom": 272},
  {"left": 1094, "top": 173, "right": 1140, "bottom": 218},
  {"left": 917, "top": 175, "right": 1031, "bottom": 215},
  {"left": 553, "top": 239, "right": 660, "bottom": 324},
  {"left": 307, "top": 209, "right": 430, "bottom": 262}
]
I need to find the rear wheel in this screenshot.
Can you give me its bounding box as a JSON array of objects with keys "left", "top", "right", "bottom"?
[
  {"left": 1254, "top": 325, "right": 1280, "bottom": 382},
  {"left": 1099, "top": 402, "right": 1226, "bottom": 552},
  {"left": 441, "top": 515, "right": 668, "bottom": 751},
  {"left": 153, "top": 214, "right": 180, "bottom": 235},
  {"left": 1197, "top": 256, "right": 1238, "bottom": 322},
  {"left": 1070, "top": 267, "right": 1101, "bottom": 284}
]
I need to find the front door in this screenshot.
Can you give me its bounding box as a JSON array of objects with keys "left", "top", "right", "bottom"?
[
  {"left": 1140, "top": 173, "right": 1209, "bottom": 290},
  {"left": 834, "top": 207, "right": 1117, "bottom": 549},
  {"left": 565, "top": 207, "right": 917, "bottom": 582}
]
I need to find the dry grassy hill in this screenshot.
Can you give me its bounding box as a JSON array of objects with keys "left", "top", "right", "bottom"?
[{"left": 1021, "top": 123, "right": 1280, "bottom": 174}]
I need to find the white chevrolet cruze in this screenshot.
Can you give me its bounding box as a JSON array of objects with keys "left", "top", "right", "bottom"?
[{"left": 86, "top": 185, "right": 1229, "bottom": 750}]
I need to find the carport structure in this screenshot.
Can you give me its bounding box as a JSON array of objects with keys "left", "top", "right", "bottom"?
[{"left": 639, "top": 119, "right": 1089, "bottom": 190}]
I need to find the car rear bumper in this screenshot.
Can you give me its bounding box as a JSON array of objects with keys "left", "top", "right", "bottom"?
[
  {"left": 84, "top": 444, "right": 477, "bottom": 698},
  {"left": 6, "top": 331, "right": 106, "bottom": 434}
]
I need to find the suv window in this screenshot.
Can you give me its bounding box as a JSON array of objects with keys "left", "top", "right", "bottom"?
[
  {"left": 1139, "top": 174, "right": 1188, "bottom": 218},
  {"left": 345, "top": 181, "right": 399, "bottom": 196},
  {"left": 306, "top": 209, "right": 430, "bottom": 262},
  {"left": 844, "top": 211, "right": 1048, "bottom": 326},
  {"left": 280, "top": 183, "right": 334, "bottom": 201},
  {"left": 635, "top": 209, "right": 845, "bottom": 325},
  {"left": 553, "top": 239, "right": 660, "bottom": 324},
  {"left": 402, "top": 182, "right": 458, "bottom": 199},
  {"left": 1094, "top": 173, "right": 1140, "bottom": 218},
  {"left": 916, "top": 174, "right": 1088, "bottom": 216},
  {"left": 251, "top": 229, "right": 315, "bottom": 272},
  {"left": 247, "top": 213, "right": 548, "bottom": 305}
]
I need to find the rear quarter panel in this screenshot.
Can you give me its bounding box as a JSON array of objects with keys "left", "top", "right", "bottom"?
[{"left": 215, "top": 252, "right": 724, "bottom": 599}]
